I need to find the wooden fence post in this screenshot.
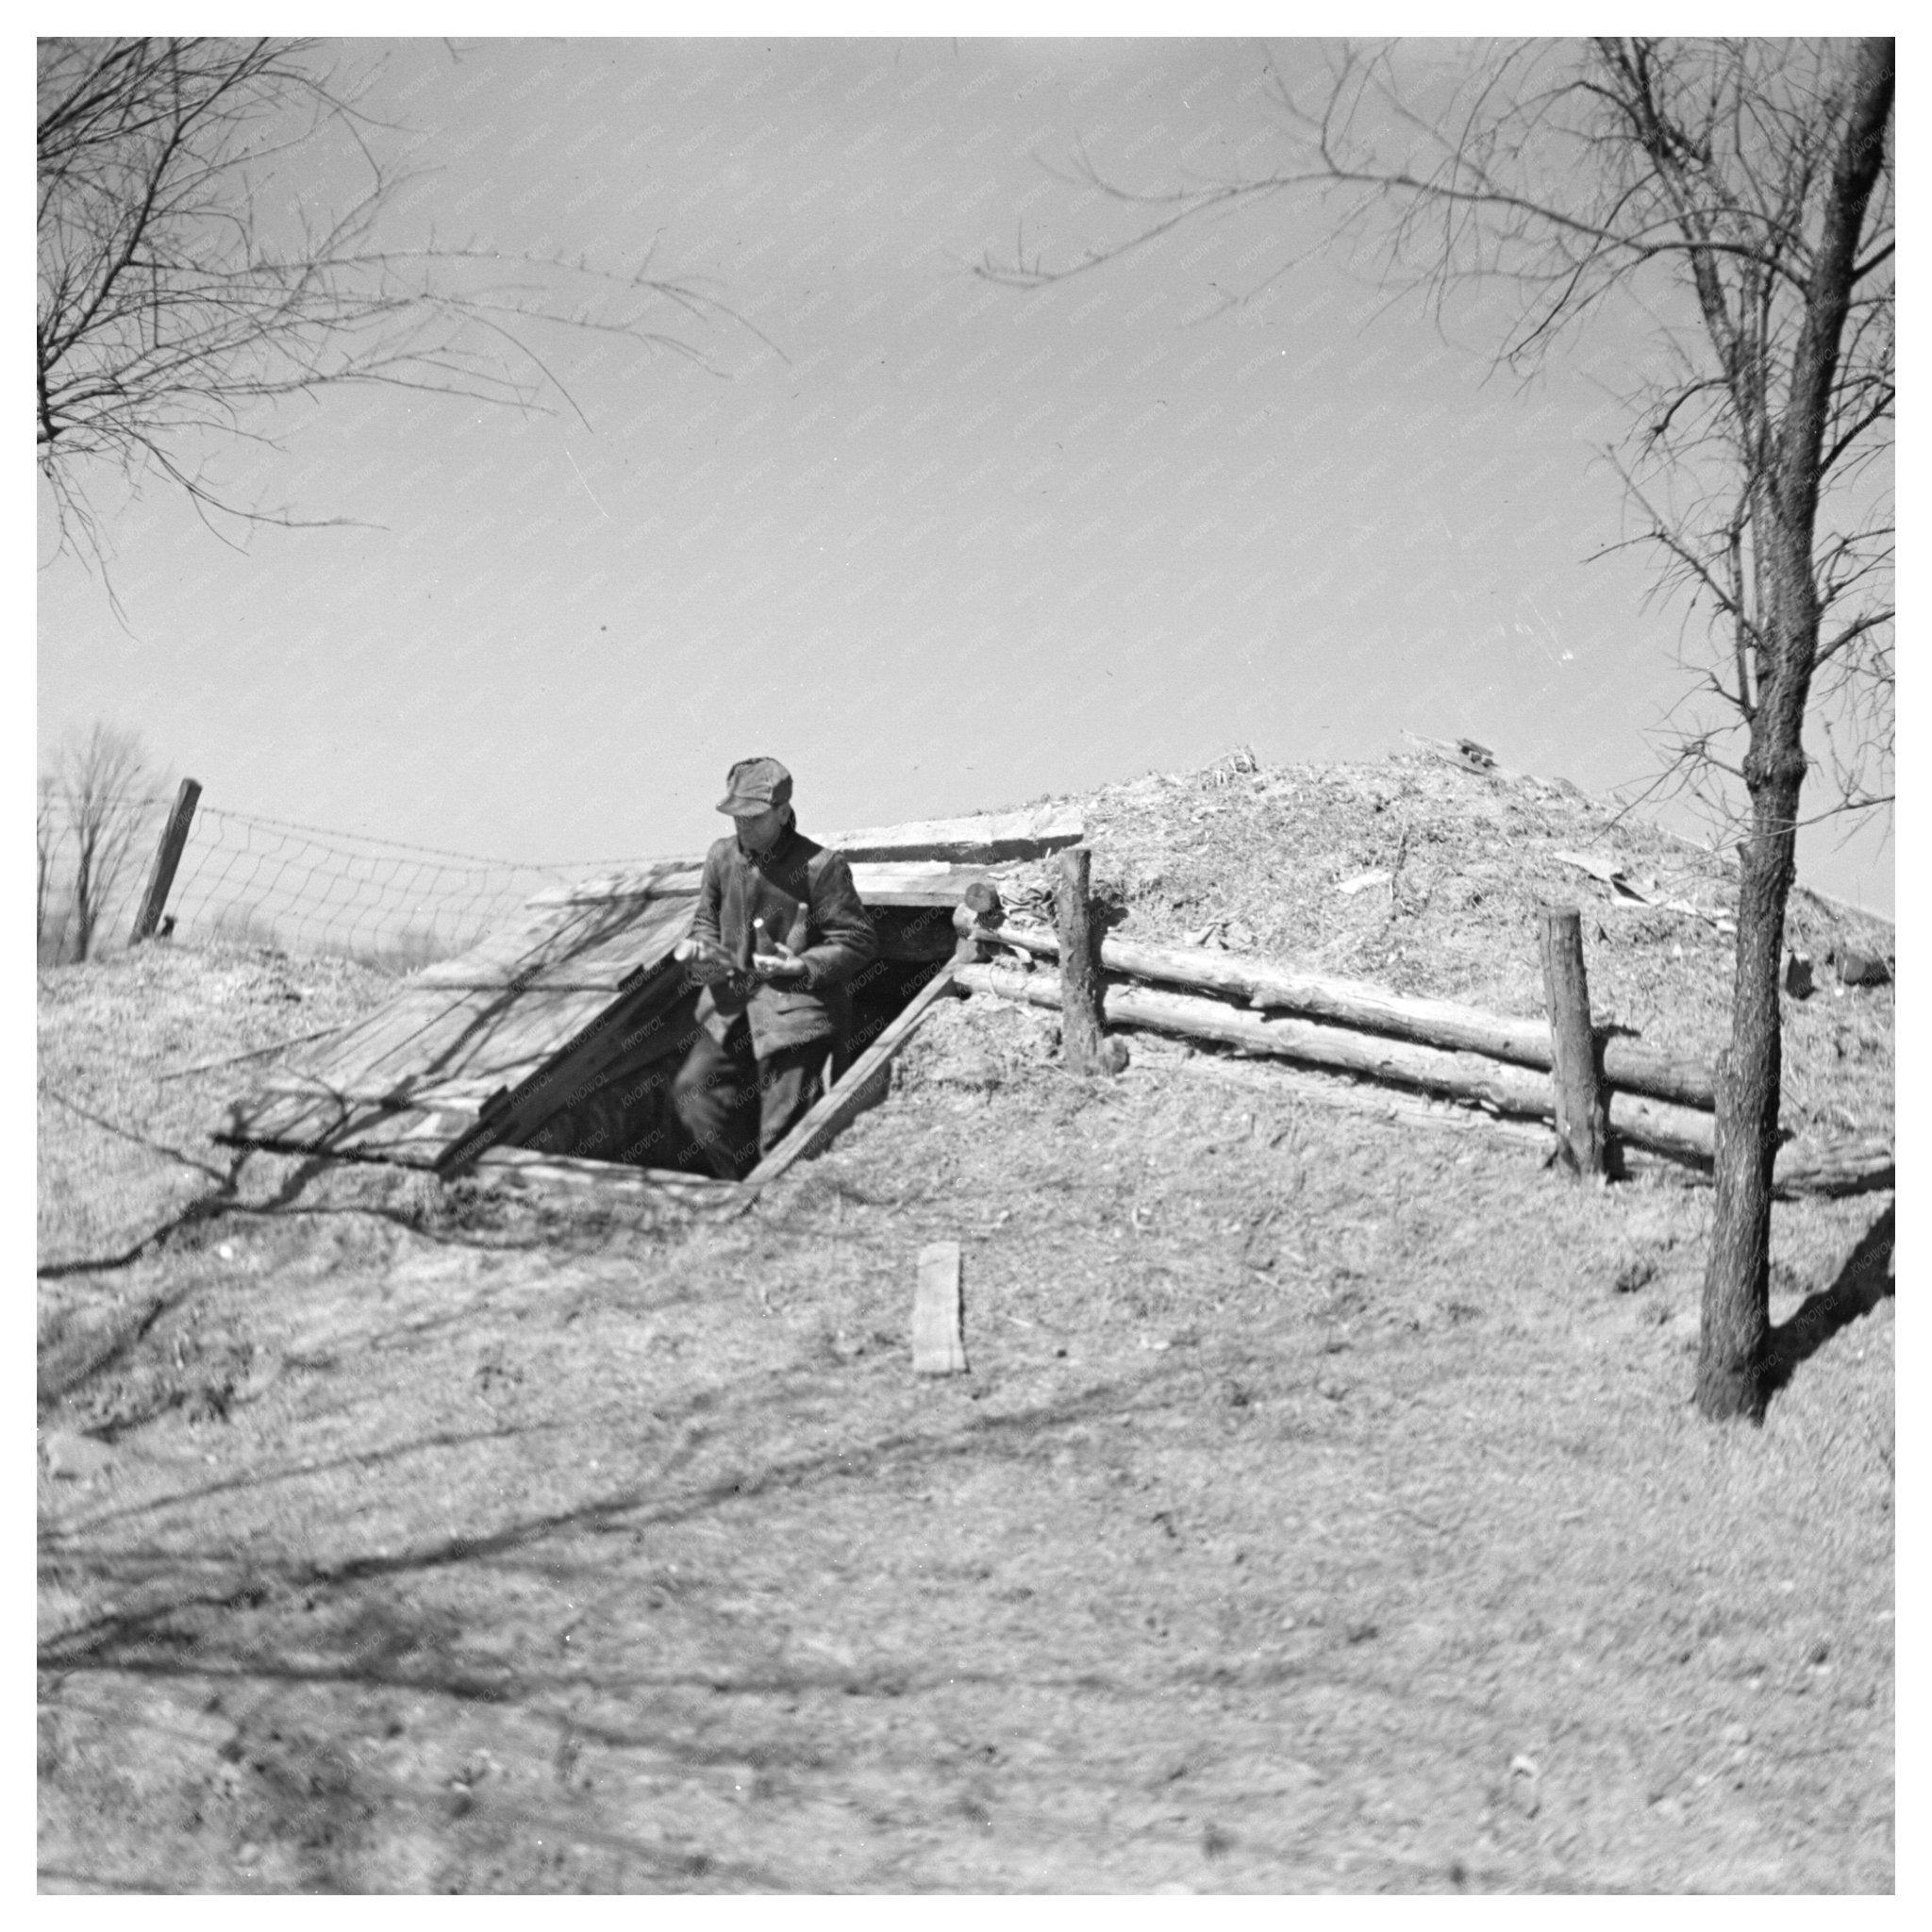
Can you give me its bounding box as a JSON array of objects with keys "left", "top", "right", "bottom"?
[
  {"left": 1540, "top": 903, "right": 1607, "bottom": 1177},
  {"left": 1056, "top": 845, "right": 1117, "bottom": 1075},
  {"left": 128, "top": 777, "right": 202, "bottom": 945}
]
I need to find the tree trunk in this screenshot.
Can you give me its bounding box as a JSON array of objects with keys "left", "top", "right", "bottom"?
[
  {"left": 1695, "top": 779, "right": 1798, "bottom": 1421},
  {"left": 1693, "top": 38, "right": 1892, "bottom": 1424},
  {"left": 72, "top": 837, "right": 95, "bottom": 962}
]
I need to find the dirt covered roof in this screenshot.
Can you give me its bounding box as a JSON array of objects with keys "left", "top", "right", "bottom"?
[{"left": 994, "top": 748, "right": 1890, "bottom": 1150}]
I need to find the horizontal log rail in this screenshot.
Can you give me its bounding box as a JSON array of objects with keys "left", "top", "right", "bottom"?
[
  {"left": 955, "top": 959, "right": 1889, "bottom": 1196},
  {"left": 1767, "top": 1135, "right": 1894, "bottom": 1199},
  {"left": 986, "top": 920, "right": 1716, "bottom": 1110}
]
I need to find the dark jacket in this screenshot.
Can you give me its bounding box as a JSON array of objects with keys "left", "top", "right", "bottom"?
[{"left": 690, "top": 820, "right": 877, "bottom": 1058}]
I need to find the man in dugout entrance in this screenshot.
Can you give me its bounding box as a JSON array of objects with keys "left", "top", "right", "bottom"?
[{"left": 671, "top": 757, "right": 877, "bottom": 1180}]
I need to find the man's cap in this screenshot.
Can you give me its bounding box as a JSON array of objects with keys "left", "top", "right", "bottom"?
[{"left": 717, "top": 756, "right": 793, "bottom": 816}]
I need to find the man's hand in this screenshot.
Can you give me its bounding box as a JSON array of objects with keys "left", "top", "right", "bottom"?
[
  {"left": 750, "top": 939, "right": 808, "bottom": 981},
  {"left": 675, "top": 937, "right": 738, "bottom": 985}
]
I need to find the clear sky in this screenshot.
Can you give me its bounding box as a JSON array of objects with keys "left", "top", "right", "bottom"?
[{"left": 36, "top": 35, "right": 1894, "bottom": 911}]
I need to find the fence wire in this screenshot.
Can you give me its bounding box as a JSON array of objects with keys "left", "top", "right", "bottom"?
[{"left": 156, "top": 808, "right": 627, "bottom": 970}]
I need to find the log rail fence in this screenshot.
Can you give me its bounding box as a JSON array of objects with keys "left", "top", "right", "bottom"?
[{"left": 950, "top": 846, "right": 1890, "bottom": 1201}]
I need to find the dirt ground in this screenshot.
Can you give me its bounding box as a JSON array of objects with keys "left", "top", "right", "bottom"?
[{"left": 37, "top": 755, "right": 1894, "bottom": 1894}]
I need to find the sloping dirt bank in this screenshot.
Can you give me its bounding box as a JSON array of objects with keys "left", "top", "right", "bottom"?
[{"left": 38, "top": 759, "right": 1892, "bottom": 1893}]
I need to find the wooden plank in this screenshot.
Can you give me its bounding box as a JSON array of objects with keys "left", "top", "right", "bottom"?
[
  {"left": 470, "top": 1146, "right": 745, "bottom": 1209},
  {"left": 406, "top": 898, "right": 608, "bottom": 985},
  {"left": 413, "top": 941, "right": 691, "bottom": 994},
  {"left": 912, "top": 1241, "right": 969, "bottom": 1374},
  {"left": 525, "top": 861, "right": 705, "bottom": 908},
  {"left": 525, "top": 857, "right": 1042, "bottom": 912},
  {"left": 275, "top": 985, "right": 501, "bottom": 1087},
  {"left": 824, "top": 804, "right": 1085, "bottom": 865},
  {"left": 155, "top": 1024, "right": 351, "bottom": 1083},
  {"left": 282, "top": 985, "right": 615, "bottom": 1090},
  {"left": 225, "top": 982, "right": 622, "bottom": 1163},
  {"left": 434, "top": 957, "right": 699, "bottom": 1177},
  {"left": 742, "top": 965, "right": 962, "bottom": 1190},
  {"left": 127, "top": 777, "right": 202, "bottom": 944},
  {"left": 1402, "top": 729, "right": 1512, "bottom": 780},
  {"left": 852, "top": 864, "right": 1013, "bottom": 908},
  {"left": 217, "top": 1091, "right": 340, "bottom": 1142},
  {"left": 987, "top": 920, "right": 1716, "bottom": 1109},
  {"left": 414, "top": 894, "right": 691, "bottom": 990},
  {"left": 227, "top": 897, "right": 694, "bottom": 1165},
  {"left": 215, "top": 1092, "right": 475, "bottom": 1166},
  {"left": 246, "top": 1073, "right": 509, "bottom": 1107},
  {"left": 414, "top": 977, "right": 673, "bottom": 995},
  {"left": 524, "top": 809, "right": 1085, "bottom": 894},
  {"left": 308, "top": 1109, "right": 479, "bottom": 1163}
]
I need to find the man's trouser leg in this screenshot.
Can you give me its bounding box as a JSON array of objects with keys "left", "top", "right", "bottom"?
[
  {"left": 672, "top": 1023, "right": 762, "bottom": 1180},
  {"left": 756, "top": 1039, "right": 840, "bottom": 1159}
]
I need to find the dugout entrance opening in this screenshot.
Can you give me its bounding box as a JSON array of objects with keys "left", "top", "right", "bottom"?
[
  {"left": 217, "top": 808, "right": 1082, "bottom": 1203},
  {"left": 464, "top": 918, "right": 958, "bottom": 1186}
]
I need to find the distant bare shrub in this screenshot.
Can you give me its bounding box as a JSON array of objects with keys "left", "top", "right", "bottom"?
[
  {"left": 358, "top": 923, "right": 483, "bottom": 974},
  {"left": 206, "top": 904, "right": 284, "bottom": 953},
  {"left": 39, "top": 724, "right": 159, "bottom": 963}
]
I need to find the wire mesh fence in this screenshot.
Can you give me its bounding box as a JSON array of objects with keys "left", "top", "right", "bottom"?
[
  {"left": 162, "top": 808, "right": 603, "bottom": 969},
  {"left": 39, "top": 791, "right": 649, "bottom": 971}
]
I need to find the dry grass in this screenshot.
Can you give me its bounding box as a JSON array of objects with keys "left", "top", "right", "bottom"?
[{"left": 37, "top": 758, "right": 1893, "bottom": 1894}]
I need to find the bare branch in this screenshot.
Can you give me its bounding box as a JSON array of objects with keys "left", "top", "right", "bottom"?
[
  {"left": 38, "top": 38, "right": 760, "bottom": 550},
  {"left": 975, "top": 37, "right": 1893, "bottom": 1420}
]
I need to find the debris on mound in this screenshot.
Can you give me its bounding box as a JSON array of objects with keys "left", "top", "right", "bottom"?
[{"left": 974, "top": 749, "right": 1891, "bottom": 1161}]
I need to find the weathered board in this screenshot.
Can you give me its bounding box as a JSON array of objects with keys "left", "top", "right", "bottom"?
[
  {"left": 529, "top": 859, "right": 1034, "bottom": 913},
  {"left": 525, "top": 865, "right": 704, "bottom": 908},
  {"left": 825, "top": 804, "right": 1083, "bottom": 865},
  {"left": 220, "top": 897, "right": 699, "bottom": 1167},
  {"left": 413, "top": 893, "right": 697, "bottom": 991},
  {"left": 520, "top": 805, "right": 1084, "bottom": 908},
  {"left": 434, "top": 954, "right": 705, "bottom": 1177},
  {"left": 469, "top": 1146, "right": 746, "bottom": 1215},
  {"left": 218, "top": 981, "right": 625, "bottom": 1150},
  {"left": 912, "top": 1241, "right": 969, "bottom": 1374}
]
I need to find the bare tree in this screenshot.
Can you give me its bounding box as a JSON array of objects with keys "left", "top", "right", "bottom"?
[
  {"left": 54, "top": 724, "right": 154, "bottom": 963},
  {"left": 984, "top": 38, "right": 1893, "bottom": 1422},
  {"left": 38, "top": 37, "right": 756, "bottom": 562},
  {"left": 37, "top": 774, "right": 67, "bottom": 961}
]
